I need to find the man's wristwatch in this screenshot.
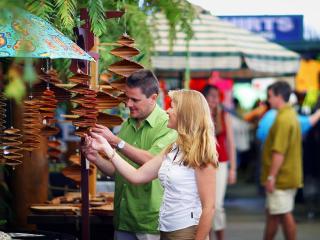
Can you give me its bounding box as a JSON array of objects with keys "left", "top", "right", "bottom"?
[
  {"left": 267, "top": 175, "right": 275, "bottom": 181},
  {"left": 116, "top": 140, "right": 126, "bottom": 150}
]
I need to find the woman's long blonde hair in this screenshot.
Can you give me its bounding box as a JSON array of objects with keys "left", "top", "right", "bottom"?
[{"left": 166, "top": 89, "right": 219, "bottom": 168}]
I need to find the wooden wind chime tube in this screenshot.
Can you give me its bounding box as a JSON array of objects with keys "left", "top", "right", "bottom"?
[
  {"left": 0, "top": 94, "right": 23, "bottom": 167},
  {"left": 68, "top": 73, "right": 98, "bottom": 137},
  {"left": 22, "top": 98, "right": 42, "bottom": 152}
]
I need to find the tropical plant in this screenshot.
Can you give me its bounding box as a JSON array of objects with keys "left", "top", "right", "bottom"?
[
  {"left": 0, "top": 0, "right": 195, "bottom": 99},
  {"left": 0, "top": 0, "right": 196, "bottom": 223}
]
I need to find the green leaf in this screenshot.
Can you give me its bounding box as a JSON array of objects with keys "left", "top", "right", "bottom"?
[
  {"left": 4, "top": 66, "right": 26, "bottom": 103},
  {"left": 23, "top": 58, "right": 37, "bottom": 84},
  {"left": 88, "top": 0, "right": 106, "bottom": 37},
  {"left": 25, "top": 0, "right": 55, "bottom": 22},
  {"left": 0, "top": 219, "right": 7, "bottom": 226},
  {"left": 54, "top": 0, "right": 77, "bottom": 34}
]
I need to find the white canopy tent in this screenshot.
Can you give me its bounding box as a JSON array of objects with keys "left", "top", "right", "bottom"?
[{"left": 151, "top": 9, "right": 300, "bottom": 78}]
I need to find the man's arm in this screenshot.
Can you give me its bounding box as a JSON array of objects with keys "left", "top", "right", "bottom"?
[
  {"left": 116, "top": 142, "right": 155, "bottom": 165},
  {"left": 265, "top": 151, "right": 285, "bottom": 193}
]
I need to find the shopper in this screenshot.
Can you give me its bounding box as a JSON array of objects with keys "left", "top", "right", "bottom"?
[
  {"left": 261, "top": 81, "right": 303, "bottom": 240},
  {"left": 85, "top": 89, "right": 218, "bottom": 240},
  {"left": 201, "top": 84, "right": 236, "bottom": 240},
  {"left": 82, "top": 69, "right": 177, "bottom": 240}
]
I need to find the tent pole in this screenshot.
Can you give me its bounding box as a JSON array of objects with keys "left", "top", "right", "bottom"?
[{"left": 80, "top": 138, "right": 90, "bottom": 240}]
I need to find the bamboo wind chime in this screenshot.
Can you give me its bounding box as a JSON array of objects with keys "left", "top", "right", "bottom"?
[
  {"left": 0, "top": 95, "right": 23, "bottom": 167},
  {"left": 22, "top": 98, "right": 42, "bottom": 152},
  {"left": 107, "top": 34, "right": 144, "bottom": 91},
  {"left": 61, "top": 73, "right": 98, "bottom": 185},
  {"left": 69, "top": 73, "right": 98, "bottom": 137},
  {"left": 22, "top": 70, "right": 69, "bottom": 161}
]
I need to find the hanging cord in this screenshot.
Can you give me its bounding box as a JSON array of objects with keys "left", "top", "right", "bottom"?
[
  {"left": 122, "top": 0, "right": 127, "bottom": 35},
  {"left": 9, "top": 98, "right": 13, "bottom": 128}
]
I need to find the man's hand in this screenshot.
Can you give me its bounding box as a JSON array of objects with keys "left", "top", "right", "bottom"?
[
  {"left": 90, "top": 124, "right": 120, "bottom": 148},
  {"left": 265, "top": 176, "right": 275, "bottom": 193}
]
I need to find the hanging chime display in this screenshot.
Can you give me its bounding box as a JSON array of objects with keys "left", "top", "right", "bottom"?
[
  {"left": 68, "top": 73, "right": 98, "bottom": 137},
  {"left": 22, "top": 98, "right": 42, "bottom": 151},
  {"left": 107, "top": 34, "right": 144, "bottom": 90}
]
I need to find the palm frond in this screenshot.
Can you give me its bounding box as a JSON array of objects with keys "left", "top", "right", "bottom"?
[
  {"left": 54, "top": 0, "right": 77, "bottom": 33},
  {"left": 25, "top": 0, "right": 55, "bottom": 22},
  {"left": 88, "top": 0, "right": 106, "bottom": 37}
]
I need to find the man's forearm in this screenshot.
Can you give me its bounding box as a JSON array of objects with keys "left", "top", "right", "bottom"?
[
  {"left": 118, "top": 142, "right": 155, "bottom": 165},
  {"left": 269, "top": 151, "right": 285, "bottom": 178}
]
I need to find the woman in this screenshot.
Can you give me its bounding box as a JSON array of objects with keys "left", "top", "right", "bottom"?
[
  {"left": 85, "top": 89, "right": 218, "bottom": 240},
  {"left": 201, "top": 85, "right": 236, "bottom": 240}
]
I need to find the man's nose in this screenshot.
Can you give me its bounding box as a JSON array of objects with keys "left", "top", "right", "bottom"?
[{"left": 126, "top": 98, "right": 133, "bottom": 107}]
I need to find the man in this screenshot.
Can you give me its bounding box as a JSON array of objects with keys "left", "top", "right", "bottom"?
[
  {"left": 261, "top": 81, "right": 303, "bottom": 240},
  {"left": 84, "top": 69, "right": 177, "bottom": 240}
]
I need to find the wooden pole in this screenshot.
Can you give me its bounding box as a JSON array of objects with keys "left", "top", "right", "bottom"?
[
  {"left": 88, "top": 36, "right": 99, "bottom": 199},
  {"left": 80, "top": 138, "right": 90, "bottom": 240}
]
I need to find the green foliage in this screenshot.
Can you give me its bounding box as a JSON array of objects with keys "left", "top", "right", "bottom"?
[
  {"left": 4, "top": 66, "right": 26, "bottom": 103},
  {"left": 25, "top": 0, "right": 55, "bottom": 22},
  {"left": 23, "top": 58, "right": 37, "bottom": 85},
  {"left": 87, "top": 0, "right": 106, "bottom": 37},
  {"left": 54, "top": 0, "right": 77, "bottom": 34},
  {"left": 0, "top": 0, "right": 196, "bottom": 82}
]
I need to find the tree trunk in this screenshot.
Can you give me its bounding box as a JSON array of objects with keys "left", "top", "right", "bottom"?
[{"left": 10, "top": 102, "right": 48, "bottom": 230}]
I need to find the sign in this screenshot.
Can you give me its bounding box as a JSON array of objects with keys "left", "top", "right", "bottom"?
[{"left": 219, "top": 15, "right": 303, "bottom": 42}]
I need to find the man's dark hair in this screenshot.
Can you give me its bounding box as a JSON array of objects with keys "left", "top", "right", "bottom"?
[
  {"left": 126, "top": 69, "right": 159, "bottom": 97},
  {"left": 267, "top": 81, "right": 292, "bottom": 102},
  {"left": 201, "top": 84, "right": 219, "bottom": 97}
]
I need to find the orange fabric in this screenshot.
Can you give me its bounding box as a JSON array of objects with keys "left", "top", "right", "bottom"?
[
  {"left": 295, "top": 59, "right": 320, "bottom": 92},
  {"left": 243, "top": 104, "right": 268, "bottom": 122}
]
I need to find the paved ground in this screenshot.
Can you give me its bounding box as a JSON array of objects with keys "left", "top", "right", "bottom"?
[{"left": 220, "top": 182, "right": 320, "bottom": 240}]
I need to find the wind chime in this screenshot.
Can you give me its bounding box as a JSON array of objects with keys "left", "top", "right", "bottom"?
[
  {"left": 22, "top": 98, "right": 41, "bottom": 152},
  {"left": 0, "top": 95, "right": 23, "bottom": 168},
  {"left": 107, "top": 34, "right": 144, "bottom": 91}
]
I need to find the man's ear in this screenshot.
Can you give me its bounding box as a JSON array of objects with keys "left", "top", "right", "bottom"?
[{"left": 150, "top": 93, "right": 158, "bottom": 102}]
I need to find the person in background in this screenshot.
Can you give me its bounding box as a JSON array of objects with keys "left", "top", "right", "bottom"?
[
  {"left": 82, "top": 69, "right": 177, "bottom": 240},
  {"left": 85, "top": 89, "right": 218, "bottom": 240},
  {"left": 256, "top": 102, "right": 320, "bottom": 143},
  {"left": 261, "top": 81, "right": 303, "bottom": 240},
  {"left": 201, "top": 85, "right": 237, "bottom": 240}
]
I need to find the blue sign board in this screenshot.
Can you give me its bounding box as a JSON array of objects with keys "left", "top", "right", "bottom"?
[{"left": 218, "top": 15, "right": 303, "bottom": 42}]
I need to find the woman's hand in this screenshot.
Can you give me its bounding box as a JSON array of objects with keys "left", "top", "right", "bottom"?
[
  {"left": 90, "top": 124, "right": 119, "bottom": 148},
  {"left": 86, "top": 132, "right": 114, "bottom": 158}
]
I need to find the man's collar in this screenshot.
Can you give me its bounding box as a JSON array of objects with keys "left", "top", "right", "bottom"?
[{"left": 128, "top": 104, "right": 160, "bottom": 128}]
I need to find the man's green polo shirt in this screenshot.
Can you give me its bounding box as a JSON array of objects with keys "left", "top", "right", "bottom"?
[
  {"left": 261, "top": 105, "right": 303, "bottom": 189},
  {"left": 114, "top": 104, "right": 177, "bottom": 233}
]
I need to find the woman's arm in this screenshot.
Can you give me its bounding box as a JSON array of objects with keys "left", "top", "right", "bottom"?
[
  {"left": 110, "top": 150, "right": 164, "bottom": 184},
  {"left": 194, "top": 164, "right": 216, "bottom": 240},
  {"left": 225, "top": 112, "right": 237, "bottom": 184},
  {"left": 88, "top": 132, "right": 164, "bottom": 184}
]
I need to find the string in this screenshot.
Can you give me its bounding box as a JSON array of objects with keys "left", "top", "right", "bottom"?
[
  {"left": 123, "top": 0, "right": 127, "bottom": 35},
  {"left": 9, "top": 98, "right": 13, "bottom": 128}
]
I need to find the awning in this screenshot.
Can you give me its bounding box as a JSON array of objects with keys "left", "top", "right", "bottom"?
[{"left": 151, "top": 10, "right": 301, "bottom": 76}]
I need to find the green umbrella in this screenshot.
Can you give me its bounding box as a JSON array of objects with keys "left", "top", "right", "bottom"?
[{"left": 0, "top": 8, "right": 94, "bottom": 61}]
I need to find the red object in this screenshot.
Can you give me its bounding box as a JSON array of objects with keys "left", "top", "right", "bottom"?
[
  {"left": 189, "top": 78, "right": 207, "bottom": 92},
  {"left": 216, "top": 111, "right": 228, "bottom": 162},
  {"left": 106, "top": 11, "right": 125, "bottom": 19}
]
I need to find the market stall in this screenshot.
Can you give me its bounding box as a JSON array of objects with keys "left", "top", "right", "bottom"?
[{"left": 0, "top": 7, "right": 141, "bottom": 240}]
